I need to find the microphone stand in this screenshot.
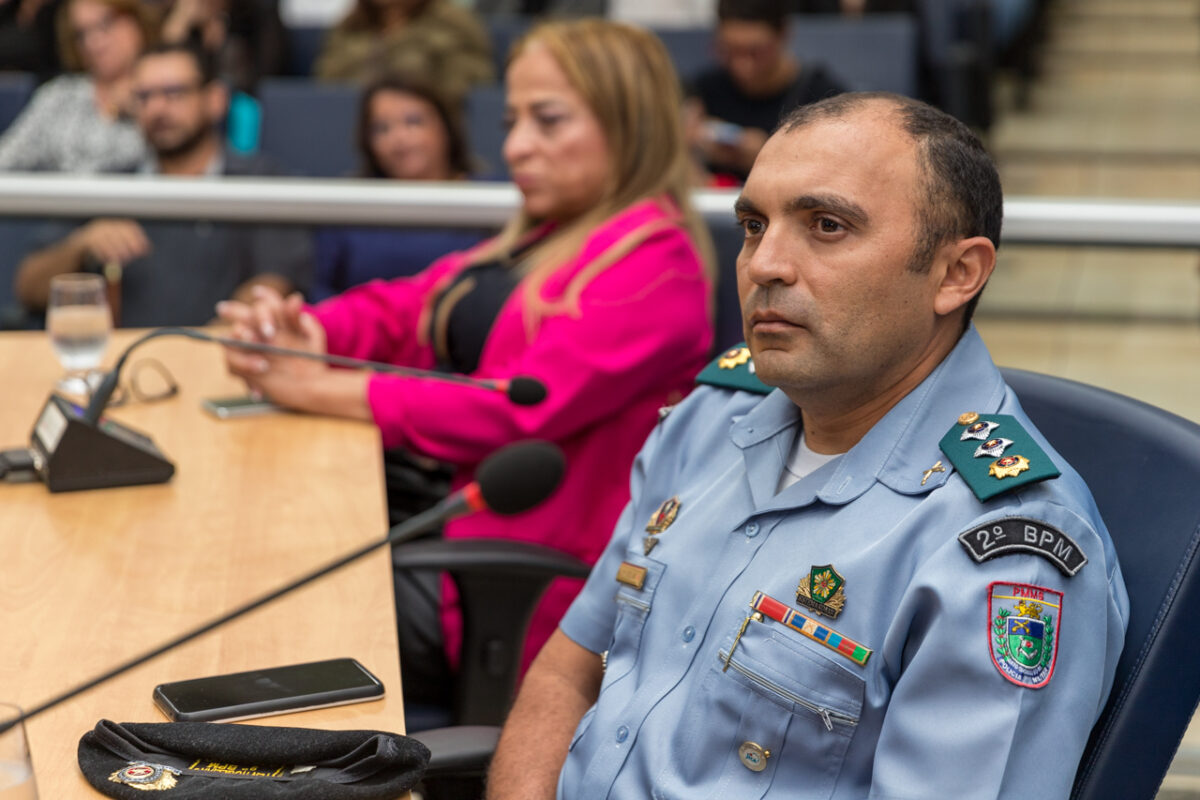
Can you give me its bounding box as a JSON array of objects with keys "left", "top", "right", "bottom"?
[{"left": 84, "top": 327, "right": 540, "bottom": 425}]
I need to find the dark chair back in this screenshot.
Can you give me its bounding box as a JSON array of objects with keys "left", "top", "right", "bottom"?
[
  {"left": 465, "top": 84, "right": 508, "bottom": 179},
  {"left": 393, "top": 538, "right": 589, "bottom": 730},
  {"left": 1001, "top": 368, "right": 1200, "bottom": 800},
  {"left": 0, "top": 71, "right": 34, "bottom": 133},
  {"left": 486, "top": 15, "right": 533, "bottom": 75},
  {"left": 258, "top": 78, "right": 358, "bottom": 177},
  {"left": 0, "top": 218, "right": 48, "bottom": 329},
  {"left": 653, "top": 28, "right": 715, "bottom": 85},
  {"left": 789, "top": 14, "right": 919, "bottom": 96},
  {"left": 708, "top": 211, "right": 745, "bottom": 355}
]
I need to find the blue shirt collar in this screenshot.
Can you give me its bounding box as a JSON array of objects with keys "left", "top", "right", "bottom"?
[{"left": 730, "top": 325, "right": 1006, "bottom": 510}]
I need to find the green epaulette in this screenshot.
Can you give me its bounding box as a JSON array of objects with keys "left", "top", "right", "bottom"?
[
  {"left": 939, "top": 412, "right": 1060, "bottom": 502},
  {"left": 696, "top": 344, "right": 772, "bottom": 394}
]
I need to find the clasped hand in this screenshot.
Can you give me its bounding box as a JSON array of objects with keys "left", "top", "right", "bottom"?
[{"left": 215, "top": 286, "right": 329, "bottom": 411}]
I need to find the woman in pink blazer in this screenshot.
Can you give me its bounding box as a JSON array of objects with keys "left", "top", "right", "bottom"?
[{"left": 219, "top": 19, "right": 714, "bottom": 714}]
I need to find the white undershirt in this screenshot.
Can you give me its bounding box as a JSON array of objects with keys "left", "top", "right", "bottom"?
[{"left": 776, "top": 430, "right": 844, "bottom": 493}]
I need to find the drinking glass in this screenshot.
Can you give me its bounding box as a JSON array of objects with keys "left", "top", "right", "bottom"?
[
  {"left": 0, "top": 704, "right": 38, "bottom": 800},
  {"left": 46, "top": 273, "right": 112, "bottom": 396}
]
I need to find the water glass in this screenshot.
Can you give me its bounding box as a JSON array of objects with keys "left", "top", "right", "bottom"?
[
  {"left": 0, "top": 705, "right": 38, "bottom": 800},
  {"left": 46, "top": 273, "right": 112, "bottom": 396}
]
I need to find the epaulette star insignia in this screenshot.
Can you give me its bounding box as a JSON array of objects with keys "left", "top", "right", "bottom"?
[
  {"left": 696, "top": 343, "right": 772, "bottom": 394},
  {"left": 939, "top": 413, "right": 1060, "bottom": 501},
  {"left": 718, "top": 346, "right": 752, "bottom": 370}
]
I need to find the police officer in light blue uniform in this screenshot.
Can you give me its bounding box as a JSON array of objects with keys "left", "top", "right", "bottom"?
[{"left": 486, "top": 92, "right": 1129, "bottom": 800}]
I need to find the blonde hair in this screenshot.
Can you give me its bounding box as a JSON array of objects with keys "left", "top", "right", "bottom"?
[
  {"left": 460, "top": 19, "right": 714, "bottom": 337},
  {"left": 57, "top": 0, "right": 156, "bottom": 73}
]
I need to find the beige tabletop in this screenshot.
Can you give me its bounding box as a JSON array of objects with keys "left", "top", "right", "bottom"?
[{"left": 0, "top": 329, "right": 405, "bottom": 797}]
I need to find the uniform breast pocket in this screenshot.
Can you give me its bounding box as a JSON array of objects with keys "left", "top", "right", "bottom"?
[
  {"left": 603, "top": 554, "right": 666, "bottom": 689},
  {"left": 653, "top": 618, "right": 864, "bottom": 800}
]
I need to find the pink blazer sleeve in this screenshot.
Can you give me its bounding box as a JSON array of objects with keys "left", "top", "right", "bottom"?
[
  {"left": 308, "top": 248, "right": 474, "bottom": 369},
  {"left": 362, "top": 225, "right": 711, "bottom": 458}
]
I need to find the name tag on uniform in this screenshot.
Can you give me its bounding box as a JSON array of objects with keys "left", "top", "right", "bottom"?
[{"left": 616, "top": 561, "right": 647, "bottom": 590}]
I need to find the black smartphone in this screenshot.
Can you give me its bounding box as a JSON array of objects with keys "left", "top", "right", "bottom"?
[
  {"left": 201, "top": 395, "right": 282, "bottom": 419},
  {"left": 152, "top": 658, "right": 385, "bottom": 722}
]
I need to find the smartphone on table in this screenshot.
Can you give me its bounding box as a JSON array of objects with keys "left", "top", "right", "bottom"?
[
  {"left": 152, "top": 658, "right": 385, "bottom": 723},
  {"left": 201, "top": 394, "right": 281, "bottom": 419}
]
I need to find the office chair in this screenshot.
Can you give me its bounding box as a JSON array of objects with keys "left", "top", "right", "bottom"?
[
  {"left": 1001, "top": 368, "right": 1200, "bottom": 799},
  {"left": 414, "top": 372, "right": 1200, "bottom": 798},
  {"left": 393, "top": 538, "right": 590, "bottom": 730}
]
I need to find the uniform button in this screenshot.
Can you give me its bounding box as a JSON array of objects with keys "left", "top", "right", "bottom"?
[
  {"left": 682, "top": 625, "right": 696, "bottom": 642},
  {"left": 738, "top": 741, "right": 771, "bottom": 772},
  {"left": 745, "top": 521, "right": 760, "bottom": 537},
  {"left": 616, "top": 726, "right": 629, "bottom": 743}
]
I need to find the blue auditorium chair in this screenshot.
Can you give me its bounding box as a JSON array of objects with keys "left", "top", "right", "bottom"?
[
  {"left": 394, "top": 538, "right": 589, "bottom": 732},
  {"left": 485, "top": 15, "right": 533, "bottom": 74},
  {"left": 709, "top": 212, "right": 746, "bottom": 355},
  {"left": 0, "top": 217, "right": 46, "bottom": 330},
  {"left": 0, "top": 71, "right": 34, "bottom": 133},
  {"left": 653, "top": 28, "right": 715, "bottom": 85},
  {"left": 789, "top": 13, "right": 919, "bottom": 96},
  {"left": 465, "top": 84, "right": 508, "bottom": 178},
  {"left": 413, "top": 372, "right": 1200, "bottom": 799},
  {"left": 1000, "top": 369, "right": 1200, "bottom": 799},
  {"left": 655, "top": 16, "right": 919, "bottom": 96},
  {"left": 258, "top": 78, "right": 358, "bottom": 177}
]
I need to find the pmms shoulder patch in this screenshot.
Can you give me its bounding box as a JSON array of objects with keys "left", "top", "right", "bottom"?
[
  {"left": 959, "top": 517, "right": 1087, "bottom": 576},
  {"left": 990, "top": 582, "right": 1062, "bottom": 688}
]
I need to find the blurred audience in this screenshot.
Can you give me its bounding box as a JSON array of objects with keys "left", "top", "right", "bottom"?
[
  {"left": 218, "top": 19, "right": 713, "bottom": 710},
  {"left": 608, "top": 0, "right": 716, "bottom": 27},
  {"left": 149, "top": 0, "right": 288, "bottom": 94},
  {"left": 0, "top": 0, "right": 64, "bottom": 76},
  {"left": 313, "top": 75, "right": 486, "bottom": 301},
  {"left": 791, "top": 0, "right": 915, "bottom": 14},
  {"left": 15, "top": 43, "right": 312, "bottom": 326},
  {"left": 0, "top": 0, "right": 154, "bottom": 172},
  {"left": 314, "top": 0, "right": 493, "bottom": 104},
  {"left": 687, "top": 0, "right": 845, "bottom": 182}
]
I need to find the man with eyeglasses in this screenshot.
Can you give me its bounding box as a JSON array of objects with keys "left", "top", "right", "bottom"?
[{"left": 15, "top": 42, "right": 312, "bottom": 327}]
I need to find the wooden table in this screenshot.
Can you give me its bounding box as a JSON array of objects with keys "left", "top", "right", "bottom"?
[{"left": 0, "top": 329, "right": 405, "bottom": 797}]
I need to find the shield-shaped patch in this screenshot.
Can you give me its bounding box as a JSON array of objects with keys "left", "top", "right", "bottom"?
[{"left": 989, "top": 582, "right": 1062, "bottom": 689}]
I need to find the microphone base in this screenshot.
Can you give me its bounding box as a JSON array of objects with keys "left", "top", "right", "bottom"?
[{"left": 30, "top": 394, "right": 175, "bottom": 493}]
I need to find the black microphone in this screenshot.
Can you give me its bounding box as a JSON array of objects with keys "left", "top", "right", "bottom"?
[
  {"left": 0, "top": 439, "right": 566, "bottom": 736},
  {"left": 84, "top": 328, "right": 548, "bottom": 425}
]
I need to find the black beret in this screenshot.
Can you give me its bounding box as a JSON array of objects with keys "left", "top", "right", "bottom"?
[{"left": 78, "top": 719, "right": 429, "bottom": 798}]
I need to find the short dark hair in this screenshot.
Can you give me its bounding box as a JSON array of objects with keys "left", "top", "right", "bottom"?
[
  {"left": 355, "top": 75, "right": 471, "bottom": 179},
  {"left": 717, "top": 0, "right": 787, "bottom": 32},
  {"left": 137, "top": 42, "right": 218, "bottom": 86},
  {"left": 779, "top": 91, "right": 1003, "bottom": 325}
]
